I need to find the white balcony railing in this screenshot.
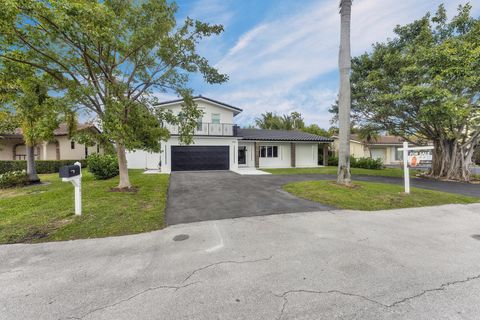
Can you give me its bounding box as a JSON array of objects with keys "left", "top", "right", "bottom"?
[{"left": 165, "top": 122, "right": 235, "bottom": 136}]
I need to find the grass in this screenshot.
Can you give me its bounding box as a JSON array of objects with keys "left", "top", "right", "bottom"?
[
  {"left": 283, "top": 180, "right": 479, "bottom": 211},
  {"left": 264, "top": 166, "right": 419, "bottom": 178},
  {"left": 0, "top": 170, "right": 169, "bottom": 244}
]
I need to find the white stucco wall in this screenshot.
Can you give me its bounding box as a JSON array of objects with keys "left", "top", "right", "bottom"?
[
  {"left": 164, "top": 100, "right": 235, "bottom": 125},
  {"left": 295, "top": 143, "right": 318, "bottom": 167},
  {"left": 0, "top": 140, "right": 19, "bottom": 160},
  {"left": 257, "top": 142, "right": 291, "bottom": 168}
]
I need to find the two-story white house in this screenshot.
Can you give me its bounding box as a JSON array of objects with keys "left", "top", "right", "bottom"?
[{"left": 126, "top": 96, "right": 332, "bottom": 173}]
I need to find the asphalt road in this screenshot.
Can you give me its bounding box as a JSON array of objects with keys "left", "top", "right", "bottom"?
[
  {"left": 1, "top": 203, "right": 480, "bottom": 319},
  {"left": 167, "top": 171, "right": 480, "bottom": 225}
]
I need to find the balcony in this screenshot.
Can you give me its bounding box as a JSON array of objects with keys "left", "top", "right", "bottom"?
[{"left": 165, "top": 122, "right": 236, "bottom": 136}]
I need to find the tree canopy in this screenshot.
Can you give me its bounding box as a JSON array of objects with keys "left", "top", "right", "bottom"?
[
  {"left": 337, "top": 4, "right": 480, "bottom": 181},
  {"left": 0, "top": 0, "right": 228, "bottom": 188},
  {"left": 255, "top": 111, "right": 305, "bottom": 130}
]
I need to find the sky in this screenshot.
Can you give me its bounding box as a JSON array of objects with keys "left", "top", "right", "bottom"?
[{"left": 163, "top": 0, "right": 479, "bottom": 129}]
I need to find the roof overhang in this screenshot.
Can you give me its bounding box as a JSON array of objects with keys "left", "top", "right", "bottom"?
[{"left": 155, "top": 96, "right": 243, "bottom": 116}]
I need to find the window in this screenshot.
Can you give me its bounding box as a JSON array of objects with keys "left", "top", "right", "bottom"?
[
  {"left": 97, "top": 145, "right": 100, "bottom": 153},
  {"left": 395, "top": 147, "right": 403, "bottom": 161},
  {"left": 71, "top": 141, "right": 75, "bottom": 149},
  {"left": 260, "top": 145, "right": 278, "bottom": 158},
  {"left": 196, "top": 117, "right": 203, "bottom": 131},
  {"left": 211, "top": 113, "right": 220, "bottom": 124}
]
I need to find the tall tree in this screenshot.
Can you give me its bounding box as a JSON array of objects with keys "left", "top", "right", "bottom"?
[
  {"left": 0, "top": 0, "right": 227, "bottom": 189},
  {"left": 255, "top": 111, "right": 306, "bottom": 130},
  {"left": 0, "top": 63, "right": 74, "bottom": 183},
  {"left": 301, "top": 124, "right": 330, "bottom": 137},
  {"left": 285, "top": 111, "right": 305, "bottom": 130},
  {"left": 337, "top": 0, "right": 353, "bottom": 185},
  {"left": 347, "top": 4, "right": 480, "bottom": 181},
  {"left": 255, "top": 112, "right": 283, "bottom": 129}
]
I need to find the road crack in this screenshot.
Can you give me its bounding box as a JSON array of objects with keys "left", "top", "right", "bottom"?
[
  {"left": 274, "top": 273, "right": 480, "bottom": 319},
  {"left": 66, "top": 255, "right": 272, "bottom": 319},
  {"left": 67, "top": 281, "right": 199, "bottom": 320},
  {"left": 181, "top": 255, "right": 273, "bottom": 283},
  {"left": 387, "top": 273, "right": 480, "bottom": 308}
]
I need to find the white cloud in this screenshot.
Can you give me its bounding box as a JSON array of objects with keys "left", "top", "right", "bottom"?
[{"left": 203, "top": 0, "right": 478, "bottom": 128}]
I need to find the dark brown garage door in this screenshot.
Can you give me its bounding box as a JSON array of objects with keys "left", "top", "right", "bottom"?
[{"left": 171, "top": 146, "right": 230, "bottom": 171}]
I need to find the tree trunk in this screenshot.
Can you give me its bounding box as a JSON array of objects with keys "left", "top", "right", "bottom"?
[
  {"left": 430, "top": 138, "right": 474, "bottom": 181},
  {"left": 337, "top": 0, "right": 352, "bottom": 185},
  {"left": 116, "top": 141, "right": 131, "bottom": 189},
  {"left": 26, "top": 144, "right": 40, "bottom": 183}
]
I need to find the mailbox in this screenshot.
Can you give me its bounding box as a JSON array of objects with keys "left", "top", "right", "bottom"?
[{"left": 59, "top": 165, "right": 81, "bottom": 178}]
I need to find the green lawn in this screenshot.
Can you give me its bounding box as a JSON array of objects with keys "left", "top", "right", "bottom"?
[
  {"left": 0, "top": 170, "right": 169, "bottom": 244},
  {"left": 283, "top": 180, "right": 479, "bottom": 211},
  {"left": 264, "top": 166, "right": 419, "bottom": 178}
]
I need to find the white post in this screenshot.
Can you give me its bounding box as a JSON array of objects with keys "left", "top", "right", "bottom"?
[
  {"left": 73, "top": 161, "right": 82, "bottom": 216},
  {"left": 402, "top": 142, "right": 410, "bottom": 194}
]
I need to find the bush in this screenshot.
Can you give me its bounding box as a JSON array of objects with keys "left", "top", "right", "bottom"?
[
  {"left": 474, "top": 146, "right": 480, "bottom": 165},
  {"left": 326, "top": 156, "right": 383, "bottom": 169},
  {"left": 328, "top": 156, "right": 338, "bottom": 166},
  {"left": 87, "top": 154, "right": 119, "bottom": 180},
  {"left": 0, "top": 160, "right": 87, "bottom": 174},
  {"left": 354, "top": 157, "right": 384, "bottom": 169},
  {"left": 0, "top": 170, "right": 28, "bottom": 189}
]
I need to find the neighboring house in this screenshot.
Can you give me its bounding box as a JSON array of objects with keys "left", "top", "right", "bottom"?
[
  {"left": 0, "top": 123, "right": 103, "bottom": 161},
  {"left": 126, "top": 96, "right": 332, "bottom": 173},
  {"left": 332, "top": 134, "right": 409, "bottom": 165}
]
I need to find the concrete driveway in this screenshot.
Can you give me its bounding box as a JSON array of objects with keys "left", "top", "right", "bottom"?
[
  {"left": 1, "top": 204, "right": 480, "bottom": 319},
  {"left": 166, "top": 171, "right": 334, "bottom": 225},
  {"left": 166, "top": 171, "right": 480, "bottom": 225}
]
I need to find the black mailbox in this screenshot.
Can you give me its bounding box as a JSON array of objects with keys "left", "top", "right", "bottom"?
[{"left": 59, "top": 165, "right": 80, "bottom": 178}]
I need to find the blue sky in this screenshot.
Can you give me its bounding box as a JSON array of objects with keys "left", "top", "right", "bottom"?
[{"left": 162, "top": 0, "right": 479, "bottom": 128}]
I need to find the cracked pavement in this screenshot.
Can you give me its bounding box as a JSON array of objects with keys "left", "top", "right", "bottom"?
[{"left": 1, "top": 203, "right": 480, "bottom": 319}]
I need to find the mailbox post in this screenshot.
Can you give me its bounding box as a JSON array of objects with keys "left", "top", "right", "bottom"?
[{"left": 59, "top": 161, "right": 82, "bottom": 216}]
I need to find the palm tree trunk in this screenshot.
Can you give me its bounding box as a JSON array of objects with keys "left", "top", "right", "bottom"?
[
  {"left": 337, "top": 0, "right": 352, "bottom": 185},
  {"left": 26, "top": 144, "right": 40, "bottom": 183}
]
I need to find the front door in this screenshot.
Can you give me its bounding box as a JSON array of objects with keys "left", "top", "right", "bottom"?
[{"left": 238, "top": 146, "right": 246, "bottom": 165}]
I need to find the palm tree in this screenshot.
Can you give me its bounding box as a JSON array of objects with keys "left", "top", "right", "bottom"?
[
  {"left": 337, "top": 0, "right": 353, "bottom": 185},
  {"left": 357, "top": 125, "right": 380, "bottom": 157},
  {"left": 255, "top": 112, "right": 282, "bottom": 129}
]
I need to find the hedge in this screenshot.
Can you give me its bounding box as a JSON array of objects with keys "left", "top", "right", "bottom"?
[
  {"left": 0, "top": 160, "right": 87, "bottom": 174},
  {"left": 326, "top": 156, "right": 384, "bottom": 170}
]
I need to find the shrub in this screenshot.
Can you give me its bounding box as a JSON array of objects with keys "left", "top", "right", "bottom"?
[
  {"left": 474, "top": 146, "right": 480, "bottom": 165},
  {"left": 326, "top": 156, "right": 383, "bottom": 169},
  {"left": 0, "top": 170, "right": 28, "bottom": 189},
  {"left": 328, "top": 156, "right": 338, "bottom": 166},
  {"left": 87, "top": 154, "right": 119, "bottom": 180},
  {"left": 354, "top": 157, "right": 384, "bottom": 169},
  {"left": 0, "top": 160, "right": 87, "bottom": 174}
]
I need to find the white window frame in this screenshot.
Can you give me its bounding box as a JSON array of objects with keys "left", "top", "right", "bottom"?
[
  {"left": 260, "top": 145, "right": 279, "bottom": 158},
  {"left": 196, "top": 116, "right": 203, "bottom": 131},
  {"left": 211, "top": 113, "right": 221, "bottom": 124}
]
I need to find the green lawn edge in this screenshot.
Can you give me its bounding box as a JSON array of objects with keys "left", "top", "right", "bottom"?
[
  {"left": 0, "top": 170, "right": 169, "bottom": 244},
  {"left": 263, "top": 166, "right": 418, "bottom": 178},
  {"left": 283, "top": 180, "right": 479, "bottom": 211}
]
